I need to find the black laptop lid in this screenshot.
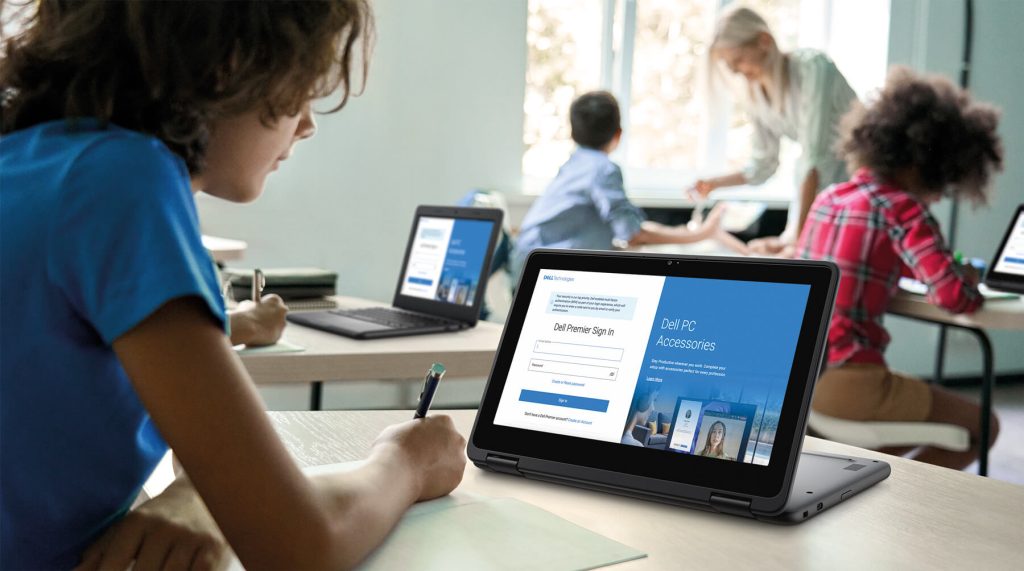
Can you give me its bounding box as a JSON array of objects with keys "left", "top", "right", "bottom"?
[
  {"left": 391, "top": 205, "right": 503, "bottom": 324},
  {"left": 470, "top": 250, "right": 838, "bottom": 514}
]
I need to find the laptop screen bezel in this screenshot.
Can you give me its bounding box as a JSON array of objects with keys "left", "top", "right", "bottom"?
[
  {"left": 469, "top": 249, "right": 837, "bottom": 506},
  {"left": 391, "top": 205, "right": 503, "bottom": 324},
  {"left": 985, "top": 204, "right": 1024, "bottom": 294}
]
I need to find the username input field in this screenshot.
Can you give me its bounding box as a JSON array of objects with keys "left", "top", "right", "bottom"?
[
  {"left": 533, "top": 340, "right": 624, "bottom": 362},
  {"left": 528, "top": 358, "right": 619, "bottom": 381}
]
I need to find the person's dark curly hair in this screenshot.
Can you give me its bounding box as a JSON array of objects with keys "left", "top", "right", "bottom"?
[
  {"left": 0, "top": 0, "right": 373, "bottom": 175},
  {"left": 837, "top": 66, "right": 1003, "bottom": 204},
  {"left": 570, "top": 91, "right": 621, "bottom": 150}
]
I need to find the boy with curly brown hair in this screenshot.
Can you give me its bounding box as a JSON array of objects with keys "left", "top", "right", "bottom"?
[
  {"left": 796, "top": 67, "right": 1003, "bottom": 470},
  {"left": 1, "top": 1, "right": 466, "bottom": 569}
]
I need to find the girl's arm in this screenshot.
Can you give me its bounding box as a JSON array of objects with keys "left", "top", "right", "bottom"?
[{"left": 111, "top": 297, "right": 465, "bottom": 570}]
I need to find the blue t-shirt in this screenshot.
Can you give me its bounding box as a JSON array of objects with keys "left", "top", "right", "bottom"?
[
  {"left": 512, "top": 148, "right": 645, "bottom": 277},
  {"left": 0, "top": 119, "right": 226, "bottom": 568}
]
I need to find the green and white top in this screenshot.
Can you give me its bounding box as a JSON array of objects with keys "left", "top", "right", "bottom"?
[{"left": 742, "top": 49, "right": 858, "bottom": 240}]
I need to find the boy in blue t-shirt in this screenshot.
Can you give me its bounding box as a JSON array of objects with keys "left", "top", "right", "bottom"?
[
  {"left": 512, "top": 91, "right": 723, "bottom": 276},
  {"left": 0, "top": 2, "right": 464, "bottom": 569}
]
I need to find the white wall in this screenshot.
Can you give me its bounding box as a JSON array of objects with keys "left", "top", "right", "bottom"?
[
  {"left": 884, "top": 0, "right": 1024, "bottom": 378},
  {"left": 200, "top": 0, "right": 1020, "bottom": 396},
  {"left": 197, "top": 0, "right": 527, "bottom": 303}
]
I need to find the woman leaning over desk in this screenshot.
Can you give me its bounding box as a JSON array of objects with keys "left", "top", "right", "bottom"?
[
  {"left": 692, "top": 6, "right": 857, "bottom": 255},
  {"left": 0, "top": 1, "right": 465, "bottom": 569}
]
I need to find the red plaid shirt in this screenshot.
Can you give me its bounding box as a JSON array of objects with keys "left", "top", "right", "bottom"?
[{"left": 796, "top": 168, "right": 982, "bottom": 366}]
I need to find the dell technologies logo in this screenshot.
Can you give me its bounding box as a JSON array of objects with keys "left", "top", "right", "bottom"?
[{"left": 542, "top": 274, "right": 575, "bottom": 283}]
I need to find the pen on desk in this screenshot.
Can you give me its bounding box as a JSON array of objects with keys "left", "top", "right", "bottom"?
[
  {"left": 414, "top": 363, "right": 446, "bottom": 419},
  {"left": 252, "top": 268, "right": 265, "bottom": 303}
]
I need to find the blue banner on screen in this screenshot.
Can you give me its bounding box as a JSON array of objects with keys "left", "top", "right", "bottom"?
[
  {"left": 494, "top": 269, "right": 810, "bottom": 467},
  {"left": 400, "top": 217, "right": 493, "bottom": 307}
]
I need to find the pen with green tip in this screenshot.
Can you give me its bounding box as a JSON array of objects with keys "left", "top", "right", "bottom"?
[{"left": 414, "top": 363, "right": 445, "bottom": 419}]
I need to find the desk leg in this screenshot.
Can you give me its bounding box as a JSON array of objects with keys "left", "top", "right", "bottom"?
[
  {"left": 310, "top": 381, "right": 324, "bottom": 411},
  {"left": 967, "top": 328, "right": 994, "bottom": 477},
  {"left": 934, "top": 325, "right": 948, "bottom": 383},
  {"left": 891, "top": 314, "right": 995, "bottom": 477}
]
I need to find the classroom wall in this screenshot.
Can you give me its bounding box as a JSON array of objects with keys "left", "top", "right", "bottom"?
[
  {"left": 199, "top": 0, "right": 1021, "bottom": 404},
  {"left": 196, "top": 0, "right": 527, "bottom": 302},
  {"left": 883, "top": 0, "right": 1024, "bottom": 378}
]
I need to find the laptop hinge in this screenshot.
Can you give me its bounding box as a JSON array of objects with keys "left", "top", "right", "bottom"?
[
  {"left": 709, "top": 494, "right": 753, "bottom": 517},
  {"left": 485, "top": 454, "right": 521, "bottom": 475}
]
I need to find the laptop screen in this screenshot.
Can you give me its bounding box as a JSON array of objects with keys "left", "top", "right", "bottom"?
[
  {"left": 992, "top": 210, "right": 1024, "bottom": 277},
  {"left": 398, "top": 216, "right": 495, "bottom": 307},
  {"left": 492, "top": 268, "right": 809, "bottom": 467}
]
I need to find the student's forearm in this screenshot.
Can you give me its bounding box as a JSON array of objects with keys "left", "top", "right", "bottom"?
[
  {"left": 795, "top": 168, "right": 819, "bottom": 237},
  {"left": 115, "top": 299, "right": 414, "bottom": 570},
  {"left": 227, "top": 312, "right": 249, "bottom": 345},
  {"left": 311, "top": 447, "right": 423, "bottom": 570}
]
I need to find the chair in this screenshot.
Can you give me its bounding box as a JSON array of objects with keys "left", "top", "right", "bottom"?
[{"left": 807, "top": 411, "right": 970, "bottom": 452}]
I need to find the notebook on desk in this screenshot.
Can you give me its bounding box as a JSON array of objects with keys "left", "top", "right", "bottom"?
[{"left": 287, "top": 205, "right": 502, "bottom": 339}]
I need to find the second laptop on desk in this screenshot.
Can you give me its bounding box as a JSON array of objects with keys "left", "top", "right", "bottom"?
[{"left": 288, "top": 205, "right": 502, "bottom": 339}]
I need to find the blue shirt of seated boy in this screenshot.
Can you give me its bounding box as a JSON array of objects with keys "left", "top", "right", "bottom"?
[{"left": 512, "top": 147, "right": 644, "bottom": 276}]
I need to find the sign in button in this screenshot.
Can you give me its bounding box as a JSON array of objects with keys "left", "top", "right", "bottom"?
[{"left": 518, "top": 389, "right": 609, "bottom": 412}]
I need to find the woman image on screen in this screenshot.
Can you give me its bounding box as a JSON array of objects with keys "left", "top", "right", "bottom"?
[{"left": 698, "top": 421, "right": 735, "bottom": 460}]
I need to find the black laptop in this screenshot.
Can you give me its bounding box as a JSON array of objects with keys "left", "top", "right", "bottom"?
[
  {"left": 287, "top": 205, "right": 502, "bottom": 339},
  {"left": 469, "top": 249, "right": 890, "bottom": 523},
  {"left": 985, "top": 203, "right": 1024, "bottom": 294}
]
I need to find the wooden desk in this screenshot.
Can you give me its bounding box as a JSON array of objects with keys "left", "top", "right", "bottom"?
[
  {"left": 270, "top": 409, "right": 1024, "bottom": 571},
  {"left": 241, "top": 296, "right": 503, "bottom": 409},
  {"left": 202, "top": 234, "right": 248, "bottom": 263},
  {"left": 887, "top": 291, "right": 1024, "bottom": 476}
]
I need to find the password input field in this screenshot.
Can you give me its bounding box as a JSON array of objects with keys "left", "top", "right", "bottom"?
[
  {"left": 533, "top": 340, "right": 624, "bottom": 362},
  {"left": 528, "top": 358, "right": 618, "bottom": 381}
]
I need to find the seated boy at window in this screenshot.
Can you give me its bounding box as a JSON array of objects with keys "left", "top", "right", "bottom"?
[
  {"left": 796, "top": 67, "right": 1003, "bottom": 470},
  {"left": 512, "top": 91, "right": 723, "bottom": 277}
]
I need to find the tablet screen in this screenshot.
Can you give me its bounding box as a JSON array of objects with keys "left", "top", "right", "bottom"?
[{"left": 493, "top": 269, "right": 809, "bottom": 467}]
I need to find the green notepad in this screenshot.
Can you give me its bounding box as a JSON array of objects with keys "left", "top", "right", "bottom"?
[
  {"left": 302, "top": 461, "right": 644, "bottom": 570},
  {"left": 233, "top": 339, "right": 305, "bottom": 355},
  {"left": 359, "top": 497, "right": 646, "bottom": 571}
]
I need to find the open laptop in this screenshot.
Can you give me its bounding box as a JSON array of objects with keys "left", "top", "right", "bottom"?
[
  {"left": 469, "top": 249, "right": 890, "bottom": 523},
  {"left": 287, "top": 205, "right": 502, "bottom": 339},
  {"left": 985, "top": 203, "right": 1024, "bottom": 294}
]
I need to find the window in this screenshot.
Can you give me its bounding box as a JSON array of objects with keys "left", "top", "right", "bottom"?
[
  {"left": 523, "top": 0, "right": 604, "bottom": 180},
  {"left": 523, "top": 0, "right": 884, "bottom": 194}
]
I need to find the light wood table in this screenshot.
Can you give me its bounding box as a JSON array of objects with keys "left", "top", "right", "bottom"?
[
  {"left": 269, "top": 409, "right": 1024, "bottom": 571},
  {"left": 888, "top": 291, "right": 1024, "bottom": 476},
  {"left": 202, "top": 234, "right": 248, "bottom": 263},
  {"left": 241, "top": 296, "right": 504, "bottom": 409}
]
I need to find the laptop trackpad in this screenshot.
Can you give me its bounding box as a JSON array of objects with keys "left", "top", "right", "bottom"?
[{"left": 290, "top": 312, "right": 387, "bottom": 334}]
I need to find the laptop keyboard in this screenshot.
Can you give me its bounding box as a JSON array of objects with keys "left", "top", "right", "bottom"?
[{"left": 329, "top": 307, "right": 456, "bottom": 330}]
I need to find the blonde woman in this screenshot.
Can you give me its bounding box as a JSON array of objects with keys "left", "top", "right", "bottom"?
[{"left": 693, "top": 6, "right": 857, "bottom": 255}]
